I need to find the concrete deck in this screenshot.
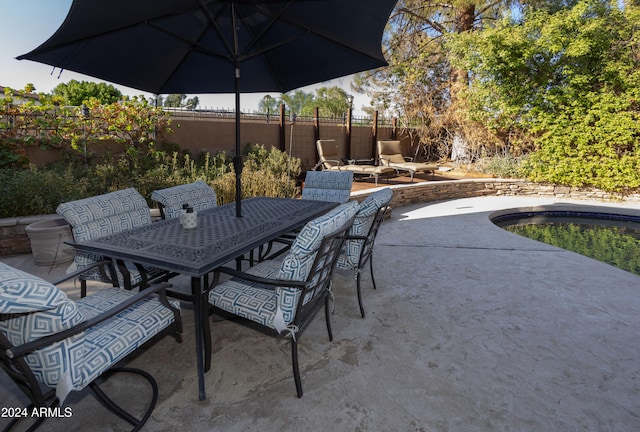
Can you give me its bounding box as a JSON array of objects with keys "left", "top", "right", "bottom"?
[{"left": 2, "top": 196, "right": 640, "bottom": 431}]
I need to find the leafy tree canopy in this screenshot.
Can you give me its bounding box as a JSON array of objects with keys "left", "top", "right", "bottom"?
[
  {"left": 51, "top": 80, "right": 123, "bottom": 105},
  {"left": 277, "top": 86, "right": 353, "bottom": 118},
  {"left": 164, "top": 94, "right": 186, "bottom": 108},
  {"left": 448, "top": 0, "right": 640, "bottom": 190}
]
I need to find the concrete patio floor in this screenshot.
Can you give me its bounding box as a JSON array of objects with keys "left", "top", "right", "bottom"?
[{"left": 1, "top": 195, "right": 640, "bottom": 431}]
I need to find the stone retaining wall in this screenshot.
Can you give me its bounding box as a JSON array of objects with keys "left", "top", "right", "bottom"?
[
  {"left": 3, "top": 179, "right": 640, "bottom": 257},
  {"left": 0, "top": 215, "right": 63, "bottom": 257},
  {"left": 351, "top": 178, "right": 640, "bottom": 208}
]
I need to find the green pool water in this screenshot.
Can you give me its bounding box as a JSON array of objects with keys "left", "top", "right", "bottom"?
[{"left": 494, "top": 214, "right": 640, "bottom": 276}]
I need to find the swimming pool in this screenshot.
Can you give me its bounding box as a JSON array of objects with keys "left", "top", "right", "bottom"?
[{"left": 491, "top": 208, "right": 640, "bottom": 276}]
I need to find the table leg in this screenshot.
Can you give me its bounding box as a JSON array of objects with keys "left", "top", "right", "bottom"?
[
  {"left": 192, "top": 276, "right": 209, "bottom": 401},
  {"left": 203, "top": 273, "right": 212, "bottom": 372}
]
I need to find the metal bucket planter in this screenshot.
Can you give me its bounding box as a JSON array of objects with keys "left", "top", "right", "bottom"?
[{"left": 25, "top": 218, "right": 74, "bottom": 266}]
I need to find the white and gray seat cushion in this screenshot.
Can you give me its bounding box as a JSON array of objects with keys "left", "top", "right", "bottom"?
[
  {"left": 151, "top": 180, "right": 218, "bottom": 219},
  {"left": 0, "top": 262, "right": 179, "bottom": 403}
]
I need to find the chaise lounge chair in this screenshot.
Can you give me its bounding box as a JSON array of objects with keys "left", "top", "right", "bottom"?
[
  {"left": 377, "top": 140, "right": 438, "bottom": 182},
  {"left": 315, "top": 139, "right": 394, "bottom": 187}
]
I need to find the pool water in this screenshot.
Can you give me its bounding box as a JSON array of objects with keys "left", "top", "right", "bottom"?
[{"left": 494, "top": 214, "right": 640, "bottom": 276}]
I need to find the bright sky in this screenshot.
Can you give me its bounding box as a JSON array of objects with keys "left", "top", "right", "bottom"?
[{"left": 0, "top": 0, "right": 369, "bottom": 114}]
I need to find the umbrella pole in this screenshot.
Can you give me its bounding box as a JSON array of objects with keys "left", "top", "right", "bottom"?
[{"left": 234, "top": 66, "right": 243, "bottom": 218}]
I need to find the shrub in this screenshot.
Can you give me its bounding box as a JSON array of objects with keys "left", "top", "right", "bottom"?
[
  {"left": 212, "top": 168, "right": 299, "bottom": 205},
  {"left": 0, "top": 166, "right": 92, "bottom": 217},
  {"left": 480, "top": 154, "right": 526, "bottom": 179},
  {"left": 0, "top": 146, "right": 301, "bottom": 218}
]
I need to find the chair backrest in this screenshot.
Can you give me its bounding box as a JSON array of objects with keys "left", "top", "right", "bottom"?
[
  {"left": 302, "top": 170, "right": 353, "bottom": 203},
  {"left": 0, "top": 261, "right": 181, "bottom": 413},
  {"left": 56, "top": 188, "right": 152, "bottom": 270},
  {"left": 151, "top": 180, "right": 218, "bottom": 219},
  {"left": 275, "top": 201, "right": 359, "bottom": 327},
  {"left": 0, "top": 262, "right": 85, "bottom": 404},
  {"left": 316, "top": 139, "right": 340, "bottom": 170},
  {"left": 377, "top": 140, "right": 407, "bottom": 165},
  {"left": 337, "top": 188, "right": 394, "bottom": 271}
]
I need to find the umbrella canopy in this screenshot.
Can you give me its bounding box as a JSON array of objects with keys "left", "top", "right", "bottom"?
[{"left": 18, "top": 0, "right": 397, "bottom": 216}]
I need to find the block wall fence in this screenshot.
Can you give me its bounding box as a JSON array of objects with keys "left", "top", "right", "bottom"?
[{"left": 25, "top": 114, "right": 402, "bottom": 170}]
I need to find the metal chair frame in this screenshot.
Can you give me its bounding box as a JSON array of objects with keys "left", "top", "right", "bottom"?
[
  {"left": 210, "top": 213, "right": 355, "bottom": 398},
  {"left": 0, "top": 261, "right": 182, "bottom": 432}
]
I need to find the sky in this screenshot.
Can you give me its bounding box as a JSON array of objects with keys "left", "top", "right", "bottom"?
[{"left": 0, "top": 1, "right": 370, "bottom": 114}]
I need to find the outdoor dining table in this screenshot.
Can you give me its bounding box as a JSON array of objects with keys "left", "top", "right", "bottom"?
[{"left": 69, "top": 196, "right": 338, "bottom": 400}]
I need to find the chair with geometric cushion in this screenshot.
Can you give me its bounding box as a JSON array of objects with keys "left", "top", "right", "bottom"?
[
  {"left": 208, "top": 201, "right": 359, "bottom": 398},
  {"left": 377, "top": 140, "right": 438, "bottom": 182},
  {"left": 335, "top": 188, "right": 393, "bottom": 318},
  {"left": 151, "top": 180, "right": 218, "bottom": 220},
  {"left": 302, "top": 170, "right": 354, "bottom": 203},
  {"left": 314, "top": 140, "right": 393, "bottom": 187},
  {"left": 263, "top": 170, "right": 354, "bottom": 261},
  {"left": 0, "top": 260, "right": 182, "bottom": 432},
  {"left": 56, "top": 188, "right": 171, "bottom": 296}
]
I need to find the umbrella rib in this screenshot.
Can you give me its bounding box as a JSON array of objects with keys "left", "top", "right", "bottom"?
[
  {"left": 233, "top": 1, "right": 305, "bottom": 92},
  {"left": 198, "top": 0, "right": 238, "bottom": 62},
  {"left": 241, "top": 1, "right": 293, "bottom": 56},
  {"left": 145, "top": 21, "right": 231, "bottom": 62}
]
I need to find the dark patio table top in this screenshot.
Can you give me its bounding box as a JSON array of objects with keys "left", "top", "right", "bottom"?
[{"left": 70, "top": 197, "right": 338, "bottom": 277}]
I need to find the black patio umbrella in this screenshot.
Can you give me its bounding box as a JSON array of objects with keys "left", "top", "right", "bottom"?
[{"left": 18, "top": 0, "right": 397, "bottom": 217}]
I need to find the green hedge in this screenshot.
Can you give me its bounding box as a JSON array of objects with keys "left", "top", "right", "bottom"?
[{"left": 0, "top": 145, "right": 301, "bottom": 218}]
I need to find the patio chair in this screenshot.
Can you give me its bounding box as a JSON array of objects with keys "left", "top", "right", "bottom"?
[
  {"left": 302, "top": 170, "right": 354, "bottom": 203},
  {"left": 56, "top": 188, "right": 172, "bottom": 296},
  {"left": 151, "top": 180, "right": 218, "bottom": 220},
  {"left": 314, "top": 139, "right": 393, "bottom": 187},
  {"left": 208, "top": 201, "right": 359, "bottom": 398},
  {"left": 336, "top": 188, "right": 393, "bottom": 318},
  {"left": 262, "top": 170, "right": 354, "bottom": 260},
  {"left": 377, "top": 140, "right": 438, "bottom": 182},
  {"left": 0, "top": 260, "right": 182, "bottom": 431}
]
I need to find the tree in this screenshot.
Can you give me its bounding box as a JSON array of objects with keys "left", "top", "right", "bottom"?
[
  {"left": 0, "top": 86, "right": 172, "bottom": 169},
  {"left": 280, "top": 90, "right": 315, "bottom": 116},
  {"left": 315, "top": 86, "right": 350, "bottom": 117},
  {"left": 164, "top": 94, "right": 186, "bottom": 108},
  {"left": 278, "top": 86, "right": 351, "bottom": 117},
  {"left": 258, "top": 95, "right": 279, "bottom": 115},
  {"left": 449, "top": 0, "right": 640, "bottom": 191},
  {"left": 353, "top": 0, "right": 508, "bottom": 160},
  {"left": 52, "top": 80, "right": 123, "bottom": 105},
  {"left": 185, "top": 96, "right": 199, "bottom": 110}
]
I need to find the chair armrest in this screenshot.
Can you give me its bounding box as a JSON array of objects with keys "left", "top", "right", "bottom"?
[
  {"left": 214, "top": 266, "right": 305, "bottom": 289},
  {"left": 6, "top": 282, "right": 181, "bottom": 359},
  {"left": 51, "top": 259, "right": 115, "bottom": 285},
  {"left": 313, "top": 160, "right": 344, "bottom": 170}
]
